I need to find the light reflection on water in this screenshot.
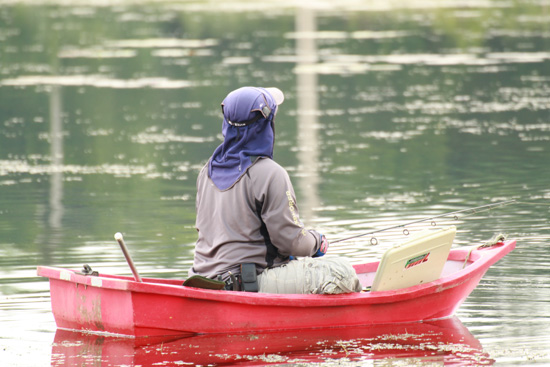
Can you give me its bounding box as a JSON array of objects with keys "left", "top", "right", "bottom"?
[{"left": 1, "top": 0, "right": 550, "bottom": 365}]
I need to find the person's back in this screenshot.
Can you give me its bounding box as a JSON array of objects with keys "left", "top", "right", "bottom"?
[{"left": 191, "top": 158, "right": 316, "bottom": 279}]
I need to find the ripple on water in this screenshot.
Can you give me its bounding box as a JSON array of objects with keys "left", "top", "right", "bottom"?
[
  {"left": 0, "top": 159, "right": 157, "bottom": 177},
  {"left": 130, "top": 129, "right": 215, "bottom": 144},
  {"left": 0, "top": 75, "right": 194, "bottom": 89}
]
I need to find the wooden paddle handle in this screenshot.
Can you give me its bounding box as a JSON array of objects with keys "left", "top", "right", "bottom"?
[{"left": 115, "top": 232, "right": 143, "bottom": 282}]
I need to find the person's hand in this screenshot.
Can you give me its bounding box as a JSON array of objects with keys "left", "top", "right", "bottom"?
[{"left": 313, "top": 234, "right": 329, "bottom": 257}]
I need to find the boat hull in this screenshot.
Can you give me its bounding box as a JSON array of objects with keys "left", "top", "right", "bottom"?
[{"left": 38, "top": 240, "right": 515, "bottom": 336}]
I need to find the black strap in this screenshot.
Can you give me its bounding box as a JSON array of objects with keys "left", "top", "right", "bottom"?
[
  {"left": 255, "top": 199, "right": 278, "bottom": 267},
  {"left": 227, "top": 112, "right": 262, "bottom": 127}
]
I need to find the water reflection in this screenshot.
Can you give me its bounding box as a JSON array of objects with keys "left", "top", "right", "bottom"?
[
  {"left": 51, "top": 317, "right": 493, "bottom": 366},
  {"left": 295, "top": 6, "right": 320, "bottom": 222},
  {"left": 49, "top": 85, "right": 63, "bottom": 230}
]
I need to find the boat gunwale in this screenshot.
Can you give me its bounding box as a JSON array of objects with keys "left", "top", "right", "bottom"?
[{"left": 37, "top": 240, "right": 516, "bottom": 308}]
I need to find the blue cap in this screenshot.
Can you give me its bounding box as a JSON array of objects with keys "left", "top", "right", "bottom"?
[{"left": 221, "top": 87, "right": 284, "bottom": 127}]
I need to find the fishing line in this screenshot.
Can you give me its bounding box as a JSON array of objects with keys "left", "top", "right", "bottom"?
[{"left": 331, "top": 199, "right": 517, "bottom": 245}]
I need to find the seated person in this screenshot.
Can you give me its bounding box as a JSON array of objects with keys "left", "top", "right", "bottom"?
[{"left": 188, "top": 86, "right": 361, "bottom": 294}]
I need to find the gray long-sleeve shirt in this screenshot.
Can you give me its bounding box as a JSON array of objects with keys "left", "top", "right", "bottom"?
[{"left": 188, "top": 157, "right": 322, "bottom": 279}]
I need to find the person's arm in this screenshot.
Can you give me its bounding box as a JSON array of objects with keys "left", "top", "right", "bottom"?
[{"left": 253, "top": 162, "right": 322, "bottom": 257}]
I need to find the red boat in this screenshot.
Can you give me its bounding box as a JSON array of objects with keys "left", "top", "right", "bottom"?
[{"left": 37, "top": 238, "right": 515, "bottom": 337}]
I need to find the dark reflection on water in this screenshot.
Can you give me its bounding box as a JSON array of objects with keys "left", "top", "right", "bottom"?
[
  {"left": 1, "top": 0, "right": 550, "bottom": 365},
  {"left": 51, "top": 317, "right": 493, "bottom": 366}
]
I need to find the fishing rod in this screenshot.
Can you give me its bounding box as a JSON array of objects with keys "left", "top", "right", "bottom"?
[{"left": 331, "top": 199, "right": 517, "bottom": 245}]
